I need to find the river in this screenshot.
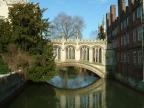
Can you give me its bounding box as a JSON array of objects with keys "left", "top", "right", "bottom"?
[{"left": 7, "top": 67, "right": 144, "bottom": 108}]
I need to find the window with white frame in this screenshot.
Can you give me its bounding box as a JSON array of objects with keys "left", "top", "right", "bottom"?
[
  {"left": 121, "top": 36, "right": 123, "bottom": 46},
  {"left": 138, "top": 50, "right": 142, "bottom": 64},
  {"left": 138, "top": 26, "right": 143, "bottom": 41},
  {"left": 127, "top": 17, "right": 129, "bottom": 27},
  {"left": 124, "top": 35, "right": 127, "bottom": 45},
  {"left": 118, "top": 52, "right": 120, "bottom": 62},
  {"left": 133, "top": 29, "right": 137, "bottom": 42},
  {"left": 126, "top": 33, "right": 129, "bottom": 44},
  {"left": 121, "top": 53, "right": 123, "bottom": 62},
  {"left": 119, "top": 37, "right": 121, "bottom": 47},
  {"left": 133, "top": 51, "right": 137, "bottom": 64},
  {"left": 133, "top": 11, "right": 135, "bottom": 22},
  {"left": 127, "top": 34, "right": 129, "bottom": 44},
  {"left": 124, "top": 53, "right": 126, "bottom": 63},
  {"left": 112, "top": 40, "right": 114, "bottom": 48},
  {"left": 137, "top": 6, "right": 142, "bottom": 18},
  {"left": 127, "top": 52, "right": 130, "bottom": 63}
]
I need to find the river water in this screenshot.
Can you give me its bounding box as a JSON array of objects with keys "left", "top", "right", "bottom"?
[{"left": 8, "top": 67, "right": 144, "bottom": 108}]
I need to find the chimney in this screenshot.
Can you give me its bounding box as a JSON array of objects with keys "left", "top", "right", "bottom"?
[
  {"left": 106, "top": 13, "right": 111, "bottom": 29},
  {"left": 128, "top": 0, "right": 134, "bottom": 11},
  {"left": 110, "top": 5, "right": 116, "bottom": 23},
  {"left": 118, "top": 0, "right": 126, "bottom": 16}
]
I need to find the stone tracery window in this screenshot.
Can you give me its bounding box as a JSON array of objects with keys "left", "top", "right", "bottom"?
[
  {"left": 93, "top": 47, "right": 102, "bottom": 63},
  {"left": 80, "top": 46, "right": 89, "bottom": 61},
  {"left": 99, "top": 48, "right": 102, "bottom": 63},
  {"left": 54, "top": 46, "right": 61, "bottom": 61},
  {"left": 66, "top": 46, "right": 75, "bottom": 60}
]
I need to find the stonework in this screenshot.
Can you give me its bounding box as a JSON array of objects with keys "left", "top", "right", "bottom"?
[
  {"left": 52, "top": 39, "right": 107, "bottom": 78},
  {"left": 52, "top": 39, "right": 107, "bottom": 63},
  {"left": 0, "top": 0, "right": 9, "bottom": 19},
  {"left": 4, "top": 0, "right": 28, "bottom": 5},
  {"left": 106, "top": 0, "right": 143, "bottom": 80},
  {"left": 0, "top": 0, "right": 29, "bottom": 19}
]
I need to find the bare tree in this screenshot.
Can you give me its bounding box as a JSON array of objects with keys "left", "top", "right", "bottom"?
[{"left": 51, "top": 12, "right": 85, "bottom": 39}]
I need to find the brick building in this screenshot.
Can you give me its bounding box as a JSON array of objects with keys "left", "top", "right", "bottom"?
[{"left": 106, "top": 0, "right": 144, "bottom": 81}]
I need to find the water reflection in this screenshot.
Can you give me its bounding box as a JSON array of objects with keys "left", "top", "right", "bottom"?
[
  {"left": 48, "top": 67, "right": 99, "bottom": 89},
  {"left": 8, "top": 82, "right": 58, "bottom": 108},
  {"left": 8, "top": 79, "right": 144, "bottom": 108},
  {"left": 55, "top": 79, "right": 106, "bottom": 108}
]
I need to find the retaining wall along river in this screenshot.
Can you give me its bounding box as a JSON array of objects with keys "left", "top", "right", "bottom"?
[{"left": 0, "top": 72, "right": 25, "bottom": 107}]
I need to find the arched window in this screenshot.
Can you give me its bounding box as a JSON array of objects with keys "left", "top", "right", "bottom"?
[
  {"left": 93, "top": 47, "right": 102, "bottom": 63},
  {"left": 93, "top": 48, "right": 95, "bottom": 62},
  {"left": 99, "top": 48, "right": 102, "bottom": 63},
  {"left": 66, "top": 46, "right": 75, "bottom": 60},
  {"left": 80, "top": 46, "right": 89, "bottom": 61},
  {"left": 54, "top": 46, "right": 61, "bottom": 60},
  {"left": 96, "top": 49, "right": 98, "bottom": 62},
  {"left": 93, "top": 47, "right": 98, "bottom": 63}
]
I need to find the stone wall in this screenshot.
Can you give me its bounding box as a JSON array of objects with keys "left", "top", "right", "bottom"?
[
  {"left": 0, "top": 0, "right": 9, "bottom": 19},
  {"left": 52, "top": 39, "right": 107, "bottom": 65},
  {"left": 0, "top": 72, "right": 25, "bottom": 105},
  {"left": 0, "top": 0, "right": 29, "bottom": 19}
]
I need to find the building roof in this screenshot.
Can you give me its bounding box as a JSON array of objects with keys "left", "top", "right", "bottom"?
[{"left": 4, "top": 0, "right": 29, "bottom": 5}]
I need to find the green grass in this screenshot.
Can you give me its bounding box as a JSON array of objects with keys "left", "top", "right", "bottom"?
[
  {"left": 0, "top": 57, "right": 10, "bottom": 74},
  {"left": 0, "top": 65, "right": 10, "bottom": 74}
]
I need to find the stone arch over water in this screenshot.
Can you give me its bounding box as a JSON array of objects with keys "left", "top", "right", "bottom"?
[
  {"left": 56, "top": 62, "right": 105, "bottom": 78},
  {"left": 52, "top": 39, "right": 107, "bottom": 77}
]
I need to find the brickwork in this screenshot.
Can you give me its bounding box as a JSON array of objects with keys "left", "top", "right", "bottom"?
[{"left": 106, "top": 0, "right": 144, "bottom": 80}]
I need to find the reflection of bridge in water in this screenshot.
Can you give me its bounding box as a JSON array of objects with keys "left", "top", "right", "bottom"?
[
  {"left": 52, "top": 39, "right": 107, "bottom": 78},
  {"left": 54, "top": 79, "right": 106, "bottom": 108}
]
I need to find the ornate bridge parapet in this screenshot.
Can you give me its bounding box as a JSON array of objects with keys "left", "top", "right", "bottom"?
[{"left": 52, "top": 39, "right": 107, "bottom": 78}]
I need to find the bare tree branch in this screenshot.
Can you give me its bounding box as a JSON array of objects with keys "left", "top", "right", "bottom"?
[{"left": 51, "top": 12, "right": 85, "bottom": 39}]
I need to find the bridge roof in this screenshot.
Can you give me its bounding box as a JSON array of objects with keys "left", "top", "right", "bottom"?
[{"left": 52, "top": 39, "right": 107, "bottom": 45}]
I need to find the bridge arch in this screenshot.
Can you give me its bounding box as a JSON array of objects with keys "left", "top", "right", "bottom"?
[{"left": 56, "top": 62, "right": 105, "bottom": 78}]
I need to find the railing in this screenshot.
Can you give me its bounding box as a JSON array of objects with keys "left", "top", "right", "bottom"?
[{"left": 52, "top": 39, "right": 107, "bottom": 43}]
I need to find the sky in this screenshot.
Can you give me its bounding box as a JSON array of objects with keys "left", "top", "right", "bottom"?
[{"left": 31, "top": 0, "right": 118, "bottom": 39}]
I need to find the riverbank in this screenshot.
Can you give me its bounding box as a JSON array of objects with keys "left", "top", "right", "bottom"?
[
  {"left": 6, "top": 78, "right": 144, "bottom": 108},
  {"left": 0, "top": 57, "right": 10, "bottom": 74},
  {"left": 110, "top": 73, "right": 144, "bottom": 93},
  {"left": 0, "top": 72, "right": 25, "bottom": 108},
  {"left": 0, "top": 71, "right": 144, "bottom": 108}
]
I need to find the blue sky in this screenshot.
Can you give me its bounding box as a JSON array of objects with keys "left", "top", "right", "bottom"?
[{"left": 31, "top": 0, "right": 118, "bottom": 39}]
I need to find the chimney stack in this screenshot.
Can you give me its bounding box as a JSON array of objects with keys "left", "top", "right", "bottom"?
[
  {"left": 106, "top": 13, "right": 111, "bottom": 29},
  {"left": 110, "top": 5, "right": 116, "bottom": 24},
  {"left": 128, "top": 0, "right": 134, "bottom": 11},
  {"left": 118, "top": 0, "right": 126, "bottom": 16}
]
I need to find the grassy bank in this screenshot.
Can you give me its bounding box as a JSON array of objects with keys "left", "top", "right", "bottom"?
[{"left": 0, "top": 57, "right": 10, "bottom": 74}]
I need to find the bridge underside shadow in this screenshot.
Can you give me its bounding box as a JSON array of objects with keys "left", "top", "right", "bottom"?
[
  {"left": 54, "top": 79, "right": 105, "bottom": 95},
  {"left": 56, "top": 61, "right": 106, "bottom": 78}
]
